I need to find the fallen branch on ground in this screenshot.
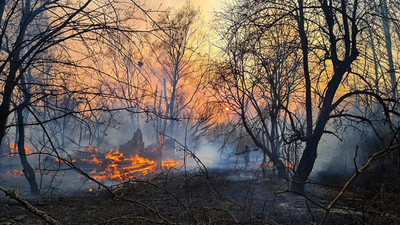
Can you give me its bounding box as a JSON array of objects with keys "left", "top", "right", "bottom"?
[{"left": 0, "top": 185, "right": 63, "bottom": 225}]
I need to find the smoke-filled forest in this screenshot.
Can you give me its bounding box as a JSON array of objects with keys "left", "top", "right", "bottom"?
[{"left": 0, "top": 0, "right": 399, "bottom": 224}]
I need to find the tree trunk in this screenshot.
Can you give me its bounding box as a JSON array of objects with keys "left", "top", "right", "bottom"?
[
  {"left": 17, "top": 108, "right": 39, "bottom": 195},
  {"left": 380, "top": 0, "right": 397, "bottom": 99},
  {"left": 290, "top": 138, "right": 320, "bottom": 193}
]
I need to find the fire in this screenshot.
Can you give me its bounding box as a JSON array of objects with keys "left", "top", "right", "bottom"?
[
  {"left": 9, "top": 143, "right": 33, "bottom": 156},
  {"left": 81, "top": 155, "right": 102, "bottom": 164},
  {"left": 74, "top": 147, "right": 181, "bottom": 182},
  {"left": 284, "top": 163, "right": 294, "bottom": 169},
  {"left": 55, "top": 158, "right": 76, "bottom": 163},
  {"left": 7, "top": 169, "right": 24, "bottom": 176},
  {"left": 266, "top": 162, "right": 294, "bottom": 169},
  {"left": 105, "top": 149, "right": 124, "bottom": 162},
  {"left": 84, "top": 146, "right": 99, "bottom": 153},
  {"left": 96, "top": 154, "right": 157, "bottom": 181},
  {"left": 161, "top": 159, "right": 180, "bottom": 168},
  {"left": 89, "top": 187, "right": 93, "bottom": 192}
]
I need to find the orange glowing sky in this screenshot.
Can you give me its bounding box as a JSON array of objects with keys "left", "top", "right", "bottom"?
[{"left": 145, "top": 0, "right": 222, "bottom": 18}]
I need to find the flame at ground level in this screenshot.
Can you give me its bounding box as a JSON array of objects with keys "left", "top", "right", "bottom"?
[
  {"left": 265, "top": 162, "right": 294, "bottom": 169},
  {"left": 6, "top": 169, "right": 40, "bottom": 176},
  {"left": 9, "top": 143, "right": 33, "bottom": 156},
  {"left": 7, "top": 169, "right": 24, "bottom": 176},
  {"left": 69, "top": 146, "right": 181, "bottom": 182}
]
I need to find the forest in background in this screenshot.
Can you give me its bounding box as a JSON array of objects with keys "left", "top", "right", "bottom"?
[{"left": 0, "top": 0, "right": 399, "bottom": 224}]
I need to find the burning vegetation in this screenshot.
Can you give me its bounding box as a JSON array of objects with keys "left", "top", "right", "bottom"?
[
  {"left": 53, "top": 129, "right": 181, "bottom": 182},
  {"left": 72, "top": 146, "right": 180, "bottom": 182},
  {"left": 8, "top": 143, "right": 33, "bottom": 156},
  {"left": 1, "top": 0, "right": 400, "bottom": 225}
]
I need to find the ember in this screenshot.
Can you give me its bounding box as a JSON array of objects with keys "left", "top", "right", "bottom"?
[
  {"left": 84, "top": 146, "right": 99, "bottom": 153},
  {"left": 7, "top": 169, "right": 24, "bottom": 176},
  {"left": 266, "top": 162, "right": 294, "bottom": 168}
]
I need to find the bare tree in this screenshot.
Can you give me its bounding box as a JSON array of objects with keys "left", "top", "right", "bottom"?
[
  {"left": 0, "top": 0, "right": 150, "bottom": 194},
  {"left": 214, "top": 1, "right": 302, "bottom": 178},
  {"left": 215, "top": 0, "right": 400, "bottom": 193},
  {"left": 148, "top": 3, "right": 207, "bottom": 141}
]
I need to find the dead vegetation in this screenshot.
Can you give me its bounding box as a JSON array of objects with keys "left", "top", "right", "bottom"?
[{"left": 1, "top": 167, "right": 399, "bottom": 225}]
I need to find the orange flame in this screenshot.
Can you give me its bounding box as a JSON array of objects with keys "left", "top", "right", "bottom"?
[
  {"left": 78, "top": 147, "right": 181, "bottom": 181},
  {"left": 55, "top": 158, "right": 76, "bottom": 163},
  {"left": 45, "top": 146, "right": 181, "bottom": 181},
  {"left": 84, "top": 146, "right": 99, "bottom": 153},
  {"left": 81, "top": 154, "right": 102, "bottom": 164},
  {"left": 9, "top": 143, "right": 33, "bottom": 156},
  {"left": 162, "top": 159, "right": 180, "bottom": 168},
  {"left": 285, "top": 163, "right": 294, "bottom": 169},
  {"left": 266, "top": 162, "right": 294, "bottom": 169},
  {"left": 105, "top": 149, "right": 124, "bottom": 162}
]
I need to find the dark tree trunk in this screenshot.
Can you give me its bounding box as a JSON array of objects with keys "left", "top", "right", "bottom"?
[
  {"left": 290, "top": 0, "right": 359, "bottom": 193},
  {"left": 17, "top": 108, "right": 39, "bottom": 195},
  {"left": 290, "top": 137, "right": 321, "bottom": 193}
]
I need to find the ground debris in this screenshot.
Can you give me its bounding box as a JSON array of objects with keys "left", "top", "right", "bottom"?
[{"left": 0, "top": 169, "right": 399, "bottom": 224}]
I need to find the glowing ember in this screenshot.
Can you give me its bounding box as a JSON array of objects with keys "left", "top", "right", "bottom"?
[
  {"left": 84, "top": 146, "right": 99, "bottom": 153},
  {"left": 285, "top": 163, "right": 294, "bottom": 169},
  {"left": 81, "top": 155, "right": 102, "bottom": 164},
  {"left": 266, "top": 162, "right": 294, "bottom": 169},
  {"left": 7, "top": 169, "right": 24, "bottom": 176},
  {"left": 89, "top": 187, "right": 93, "bottom": 192},
  {"left": 55, "top": 158, "right": 76, "bottom": 163}
]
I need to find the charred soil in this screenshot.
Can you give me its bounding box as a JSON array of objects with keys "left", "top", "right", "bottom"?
[{"left": 0, "top": 169, "right": 399, "bottom": 225}]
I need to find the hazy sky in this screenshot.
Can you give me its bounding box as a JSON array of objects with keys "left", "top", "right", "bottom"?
[{"left": 145, "top": 0, "right": 223, "bottom": 18}]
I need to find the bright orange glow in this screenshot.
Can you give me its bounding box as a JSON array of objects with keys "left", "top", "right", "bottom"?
[
  {"left": 9, "top": 143, "right": 33, "bottom": 156},
  {"left": 105, "top": 149, "right": 124, "bottom": 163},
  {"left": 71, "top": 147, "right": 181, "bottom": 181},
  {"left": 161, "top": 159, "right": 181, "bottom": 168},
  {"left": 89, "top": 187, "right": 93, "bottom": 192},
  {"left": 285, "top": 163, "right": 294, "bottom": 169},
  {"left": 81, "top": 154, "right": 102, "bottom": 164},
  {"left": 266, "top": 162, "right": 294, "bottom": 169}
]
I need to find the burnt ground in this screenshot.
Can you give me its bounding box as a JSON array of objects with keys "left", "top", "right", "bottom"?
[{"left": 0, "top": 168, "right": 399, "bottom": 225}]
